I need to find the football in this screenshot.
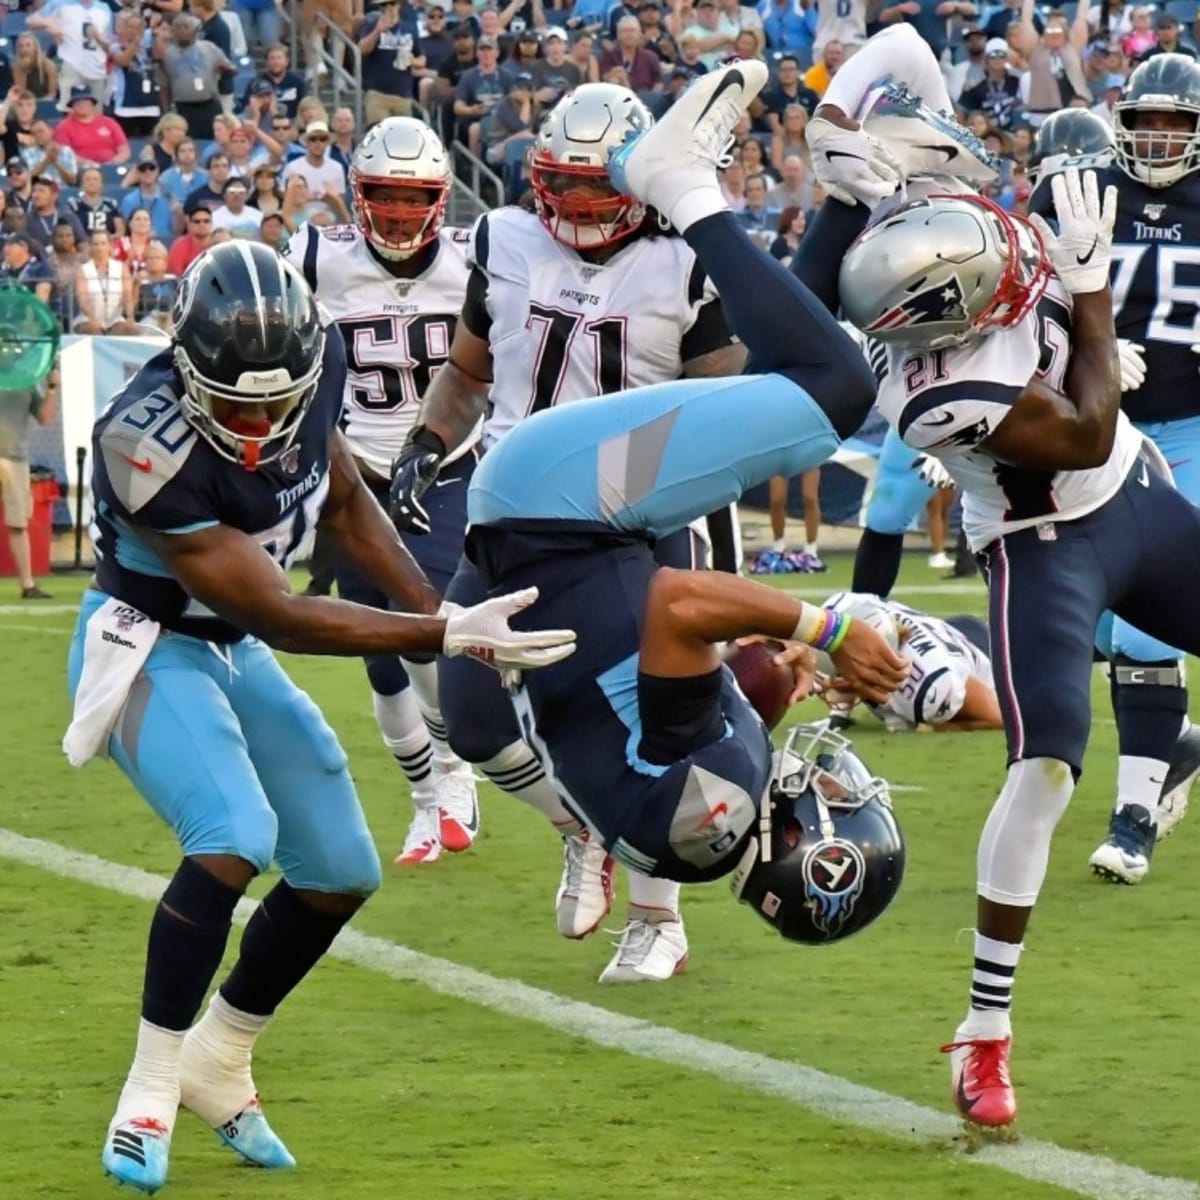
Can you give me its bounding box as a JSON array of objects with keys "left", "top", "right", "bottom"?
[{"left": 724, "top": 639, "right": 795, "bottom": 730}]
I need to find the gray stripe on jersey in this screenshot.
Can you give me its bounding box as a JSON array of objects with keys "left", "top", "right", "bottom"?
[{"left": 597, "top": 405, "right": 681, "bottom": 519}]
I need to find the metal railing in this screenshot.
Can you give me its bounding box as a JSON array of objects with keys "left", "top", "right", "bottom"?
[
  {"left": 450, "top": 143, "right": 505, "bottom": 213},
  {"left": 312, "top": 14, "right": 365, "bottom": 137}
]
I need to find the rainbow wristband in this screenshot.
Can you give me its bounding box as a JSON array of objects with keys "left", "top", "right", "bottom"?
[
  {"left": 824, "top": 612, "right": 851, "bottom": 655},
  {"left": 811, "top": 609, "right": 849, "bottom": 653}
]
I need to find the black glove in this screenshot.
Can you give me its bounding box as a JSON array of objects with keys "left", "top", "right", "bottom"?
[{"left": 389, "top": 426, "right": 447, "bottom": 534}]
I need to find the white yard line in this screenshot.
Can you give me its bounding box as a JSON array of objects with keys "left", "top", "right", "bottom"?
[
  {"left": 1, "top": 828, "right": 1194, "bottom": 1200},
  {"left": 0, "top": 604, "right": 81, "bottom": 616}
]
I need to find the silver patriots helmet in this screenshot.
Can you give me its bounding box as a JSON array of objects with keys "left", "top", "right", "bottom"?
[
  {"left": 730, "top": 724, "right": 905, "bottom": 945},
  {"left": 838, "top": 193, "right": 1051, "bottom": 351}
]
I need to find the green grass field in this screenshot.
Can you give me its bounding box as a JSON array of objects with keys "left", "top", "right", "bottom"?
[{"left": 2, "top": 555, "right": 1199, "bottom": 1200}]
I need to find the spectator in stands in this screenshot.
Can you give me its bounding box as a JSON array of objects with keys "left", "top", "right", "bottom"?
[
  {"left": 4, "top": 156, "right": 32, "bottom": 211},
  {"left": 360, "top": 0, "right": 424, "bottom": 126},
  {"left": 11, "top": 32, "right": 57, "bottom": 101},
  {"left": 436, "top": 24, "right": 476, "bottom": 130},
  {"left": 47, "top": 221, "right": 84, "bottom": 325},
  {"left": 1120, "top": 6, "right": 1156, "bottom": 59},
  {"left": 26, "top": 175, "right": 86, "bottom": 251},
  {"left": 945, "top": 24, "right": 989, "bottom": 101},
  {"left": 114, "top": 206, "right": 155, "bottom": 276},
  {"left": 167, "top": 201, "right": 213, "bottom": 273},
  {"left": 1, "top": 198, "right": 28, "bottom": 239},
  {"left": 563, "top": 0, "right": 607, "bottom": 38},
  {"left": 477, "top": 6, "right": 514, "bottom": 52},
  {"left": 240, "top": 77, "right": 276, "bottom": 132},
  {"left": 959, "top": 38, "right": 1023, "bottom": 129},
  {"left": 0, "top": 356, "right": 57, "bottom": 599},
  {"left": 759, "top": 0, "right": 814, "bottom": 62},
  {"left": 68, "top": 165, "right": 123, "bottom": 235},
  {"left": 1145, "top": 13, "right": 1196, "bottom": 61},
  {"left": 234, "top": 0, "right": 281, "bottom": 54},
  {"left": 1, "top": 89, "right": 37, "bottom": 163},
  {"left": 282, "top": 170, "right": 349, "bottom": 228},
  {"left": 600, "top": 15, "right": 663, "bottom": 96},
  {"left": 74, "top": 229, "right": 138, "bottom": 334},
  {"left": 719, "top": 0, "right": 764, "bottom": 54},
  {"left": 449, "top": 0, "right": 482, "bottom": 39},
  {"left": 24, "top": 120, "right": 79, "bottom": 189},
  {"left": 280, "top": 119, "right": 346, "bottom": 202},
  {"left": 0, "top": 232, "right": 53, "bottom": 305},
  {"left": 682, "top": 0, "right": 737, "bottom": 69},
  {"left": 270, "top": 112, "right": 302, "bottom": 163},
  {"left": 719, "top": 156, "right": 745, "bottom": 210},
  {"left": 532, "top": 26, "right": 580, "bottom": 103},
  {"left": 185, "top": 148, "right": 231, "bottom": 209},
  {"left": 874, "top": 0, "right": 977, "bottom": 59},
  {"left": 767, "top": 153, "right": 811, "bottom": 209},
  {"left": 768, "top": 204, "right": 806, "bottom": 266},
  {"left": 257, "top": 208, "right": 287, "bottom": 252},
  {"left": 29, "top": 0, "right": 112, "bottom": 109},
  {"left": 225, "top": 123, "right": 266, "bottom": 176},
  {"left": 207, "top": 110, "right": 238, "bottom": 161},
  {"left": 160, "top": 137, "right": 207, "bottom": 203},
  {"left": 119, "top": 154, "right": 177, "bottom": 240},
  {"left": 133, "top": 239, "right": 178, "bottom": 331},
  {"left": 737, "top": 173, "right": 781, "bottom": 239},
  {"left": 329, "top": 107, "right": 356, "bottom": 170},
  {"left": 248, "top": 161, "right": 283, "bottom": 215},
  {"left": 739, "top": 135, "right": 775, "bottom": 184},
  {"left": 485, "top": 69, "right": 538, "bottom": 164},
  {"left": 109, "top": 7, "right": 164, "bottom": 135},
  {"left": 674, "top": 30, "right": 709, "bottom": 77},
  {"left": 803, "top": 38, "right": 844, "bottom": 96},
  {"left": 983, "top": 0, "right": 1038, "bottom": 40},
  {"left": 502, "top": 27, "right": 542, "bottom": 87},
  {"left": 244, "top": 43, "right": 306, "bottom": 120},
  {"left": 1012, "top": 0, "right": 1090, "bottom": 121},
  {"left": 149, "top": 113, "right": 189, "bottom": 172},
  {"left": 418, "top": 1, "right": 456, "bottom": 101},
  {"left": 211, "top": 174, "right": 262, "bottom": 237},
  {"left": 567, "top": 30, "right": 601, "bottom": 83},
  {"left": 157, "top": 12, "right": 235, "bottom": 142},
  {"left": 55, "top": 86, "right": 131, "bottom": 165},
  {"left": 455, "top": 34, "right": 505, "bottom": 155},
  {"left": 769, "top": 102, "right": 809, "bottom": 172},
  {"left": 190, "top": 0, "right": 236, "bottom": 117},
  {"left": 1089, "top": 0, "right": 1132, "bottom": 38},
  {"left": 811, "top": 0, "right": 863, "bottom": 58},
  {"left": 1091, "top": 71, "right": 1125, "bottom": 123}
]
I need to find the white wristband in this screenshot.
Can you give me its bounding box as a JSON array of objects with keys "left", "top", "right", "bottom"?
[{"left": 791, "top": 601, "right": 826, "bottom": 646}]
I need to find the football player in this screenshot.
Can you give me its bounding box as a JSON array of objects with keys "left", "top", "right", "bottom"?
[
  {"left": 284, "top": 117, "right": 482, "bottom": 868},
  {"left": 390, "top": 84, "right": 748, "bottom": 983},
  {"left": 465, "top": 60, "right": 911, "bottom": 947},
  {"left": 815, "top": 592, "right": 1002, "bottom": 733},
  {"left": 1047, "top": 67, "right": 1200, "bottom": 885},
  {"left": 66, "top": 242, "right": 574, "bottom": 1194},
  {"left": 808, "top": 23, "right": 1200, "bottom": 1131}
]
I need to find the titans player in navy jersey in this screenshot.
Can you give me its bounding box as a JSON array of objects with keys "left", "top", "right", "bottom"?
[
  {"left": 1032, "top": 64, "right": 1200, "bottom": 884},
  {"left": 67, "top": 241, "right": 574, "bottom": 1195}
]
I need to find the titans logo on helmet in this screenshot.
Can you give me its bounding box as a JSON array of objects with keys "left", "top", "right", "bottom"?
[
  {"left": 866, "top": 277, "right": 968, "bottom": 336},
  {"left": 801, "top": 838, "right": 867, "bottom": 936}
]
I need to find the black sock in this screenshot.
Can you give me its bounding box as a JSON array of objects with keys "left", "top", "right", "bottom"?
[
  {"left": 1113, "top": 658, "right": 1188, "bottom": 765},
  {"left": 220, "top": 881, "right": 353, "bottom": 1018},
  {"left": 852, "top": 529, "right": 905, "bottom": 597},
  {"left": 683, "top": 211, "right": 876, "bottom": 438},
  {"left": 143, "top": 858, "right": 242, "bottom": 1031}
]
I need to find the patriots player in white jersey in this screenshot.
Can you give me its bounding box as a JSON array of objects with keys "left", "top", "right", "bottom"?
[
  {"left": 389, "top": 83, "right": 747, "bottom": 984},
  {"left": 285, "top": 117, "right": 482, "bottom": 868},
  {"left": 816, "top": 593, "right": 1001, "bottom": 733},
  {"left": 798, "top": 22, "right": 1200, "bottom": 1130}
]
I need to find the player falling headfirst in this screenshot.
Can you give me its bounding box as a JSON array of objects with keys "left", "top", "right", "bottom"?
[
  {"left": 284, "top": 117, "right": 483, "bottom": 866},
  {"left": 64, "top": 241, "right": 573, "bottom": 1195},
  {"left": 801, "top": 22, "right": 1200, "bottom": 1130},
  {"left": 390, "top": 84, "right": 748, "bottom": 983}
]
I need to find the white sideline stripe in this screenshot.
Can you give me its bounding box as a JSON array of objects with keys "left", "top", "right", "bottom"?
[
  {"left": 0, "top": 624, "right": 73, "bottom": 636},
  {"left": 0, "top": 604, "right": 81, "bottom": 616},
  {"left": 2, "top": 829, "right": 1196, "bottom": 1200},
  {"left": 789, "top": 583, "right": 986, "bottom": 599}
]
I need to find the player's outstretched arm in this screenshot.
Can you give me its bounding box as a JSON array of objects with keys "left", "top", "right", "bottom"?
[
  {"left": 639, "top": 567, "right": 908, "bottom": 705},
  {"left": 413, "top": 320, "right": 492, "bottom": 459},
  {"left": 320, "top": 430, "right": 442, "bottom": 614}
]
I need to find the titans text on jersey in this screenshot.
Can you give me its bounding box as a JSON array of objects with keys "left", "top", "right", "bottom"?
[
  {"left": 90, "top": 335, "right": 345, "bottom": 643},
  {"left": 285, "top": 223, "right": 472, "bottom": 479}
]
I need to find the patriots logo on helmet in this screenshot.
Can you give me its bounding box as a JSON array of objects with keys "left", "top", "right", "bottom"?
[
  {"left": 801, "top": 838, "right": 866, "bottom": 936},
  {"left": 866, "top": 277, "right": 968, "bottom": 335}
]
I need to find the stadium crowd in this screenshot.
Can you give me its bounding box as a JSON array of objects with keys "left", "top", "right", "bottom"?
[{"left": 0, "top": 0, "right": 1193, "bottom": 326}]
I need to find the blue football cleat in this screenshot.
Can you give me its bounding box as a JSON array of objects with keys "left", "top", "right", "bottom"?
[
  {"left": 1089, "top": 803, "right": 1157, "bottom": 884},
  {"left": 212, "top": 1096, "right": 296, "bottom": 1170},
  {"left": 102, "top": 1118, "right": 171, "bottom": 1194}
]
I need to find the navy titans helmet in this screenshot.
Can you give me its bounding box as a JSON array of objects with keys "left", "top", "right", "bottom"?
[
  {"left": 1028, "top": 108, "right": 1115, "bottom": 190},
  {"left": 730, "top": 723, "right": 906, "bottom": 945}
]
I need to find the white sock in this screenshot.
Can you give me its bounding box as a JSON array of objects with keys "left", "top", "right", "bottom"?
[
  {"left": 772, "top": 537, "right": 786, "bottom": 552},
  {"left": 372, "top": 689, "right": 434, "bottom": 806},
  {"left": 670, "top": 186, "right": 728, "bottom": 236},
  {"left": 111, "top": 1019, "right": 184, "bottom": 1133},
  {"left": 805, "top": 542, "right": 819, "bottom": 558},
  {"left": 178, "top": 992, "right": 269, "bottom": 1127},
  {"left": 480, "top": 740, "right": 580, "bottom": 832},
  {"left": 627, "top": 873, "right": 681, "bottom": 923},
  {"left": 1115, "top": 754, "right": 1169, "bottom": 818},
  {"left": 400, "top": 658, "right": 459, "bottom": 772}
]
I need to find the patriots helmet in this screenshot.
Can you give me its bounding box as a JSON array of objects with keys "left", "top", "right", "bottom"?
[
  {"left": 838, "top": 193, "right": 1051, "bottom": 350},
  {"left": 172, "top": 241, "right": 324, "bottom": 471},
  {"left": 730, "top": 724, "right": 905, "bottom": 945}
]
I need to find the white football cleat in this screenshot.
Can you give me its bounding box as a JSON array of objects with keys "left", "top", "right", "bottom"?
[
  {"left": 599, "top": 917, "right": 689, "bottom": 984},
  {"left": 555, "top": 831, "right": 614, "bottom": 939},
  {"left": 1089, "top": 804, "right": 1156, "bottom": 884},
  {"left": 434, "top": 761, "right": 480, "bottom": 853},
  {"left": 607, "top": 59, "right": 768, "bottom": 229},
  {"left": 394, "top": 805, "right": 442, "bottom": 866},
  {"left": 1154, "top": 723, "right": 1200, "bottom": 841}
]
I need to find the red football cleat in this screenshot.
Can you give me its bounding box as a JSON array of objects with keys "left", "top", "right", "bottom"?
[{"left": 940, "top": 1036, "right": 1017, "bottom": 1127}]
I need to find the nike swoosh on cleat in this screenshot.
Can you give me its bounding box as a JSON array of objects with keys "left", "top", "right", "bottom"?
[
  {"left": 1076, "top": 237, "right": 1098, "bottom": 265},
  {"left": 824, "top": 149, "right": 867, "bottom": 163},
  {"left": 693, "top": 68, "right": 746, "bottom": 127},
  {"left": 956, "top": 1073, "right": 981, "bottom": 1115},
  {"left": 915, "top": 144, "right": 960, "bottom": 162}
]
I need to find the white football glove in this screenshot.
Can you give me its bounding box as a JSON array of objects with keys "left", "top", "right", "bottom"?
[
  {"left": 1027, "top": 165, "right": 1117, "bottom": 295},
  {"left": 1118, "top": 339, "right": 1146, "bottom": 392},
  {"left": 440, "top": 588, "right": 576, "bottom": 672},
  {"left": 914, "top": 453, "right": 954, "bottom": 490},
  {"left": 806, "top": 117, "right": 903, "bottom": 209}
]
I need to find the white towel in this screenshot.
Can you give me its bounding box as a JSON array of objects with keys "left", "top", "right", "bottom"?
[{"left": 63, "top": 597, "right": 160, "bottom": 768}]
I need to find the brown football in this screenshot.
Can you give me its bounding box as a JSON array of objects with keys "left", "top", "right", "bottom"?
[{"left": 724, "top": 639, "right": 794, "bottom": 730}]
